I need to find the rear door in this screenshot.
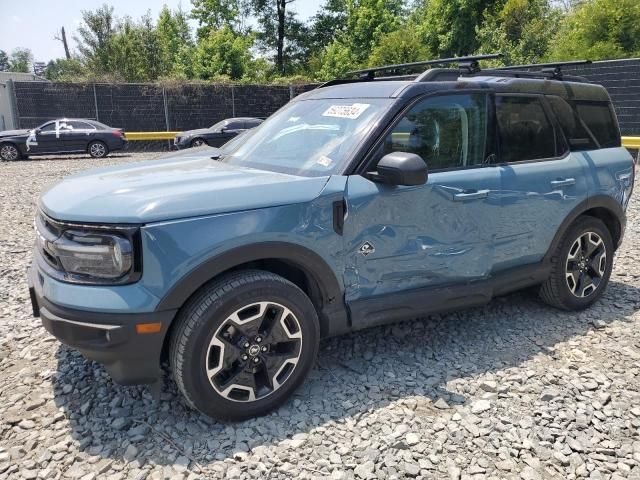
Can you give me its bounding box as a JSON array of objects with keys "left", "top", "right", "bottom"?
[
  {"left": 63, "top": 120, "right": 97, "bottom": 152},
  {"left": 492, "top": 94, "right": 588, "bottom": 271}
]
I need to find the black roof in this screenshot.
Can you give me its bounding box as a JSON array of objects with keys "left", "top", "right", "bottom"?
[{"left": 299, "top": 75, "right": 610, "bottom": 103}]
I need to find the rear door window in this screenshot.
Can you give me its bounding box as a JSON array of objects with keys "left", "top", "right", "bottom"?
[
  {"left": 495, "top": 95, "right": 559, "bottom": 163},
  {"left": 574, "top": 102, "right": 620, "bottom": 148}
]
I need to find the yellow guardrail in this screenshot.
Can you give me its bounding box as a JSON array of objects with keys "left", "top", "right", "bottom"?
[
  {"left": 622, "top": 137, "right": 640, "bottom": 149},
  {"left": 125, "top": 131, "right": 178, "bottom": 141}
]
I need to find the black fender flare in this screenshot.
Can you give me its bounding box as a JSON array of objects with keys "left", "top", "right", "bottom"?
[
  {"left": 543, "top": 195, "right": 626, "bottom": 263},
  {"left": 156, "top": 241, "right": 344, "bottom": 313}
]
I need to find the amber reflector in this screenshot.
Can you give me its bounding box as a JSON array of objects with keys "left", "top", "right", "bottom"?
[{"left": 135, "top": 322, "right": 162, "bottom": 334}]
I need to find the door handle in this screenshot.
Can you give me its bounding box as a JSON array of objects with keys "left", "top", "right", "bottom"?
[
  {"left": 550, "top": 178, "right": 576, "bottom": 188},
  {"left": 453, "top": 189, "right": 490, "bottom": 201}
]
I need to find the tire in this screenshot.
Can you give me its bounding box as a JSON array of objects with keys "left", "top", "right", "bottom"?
[
  {"left": 0, "top": 143, "right": 21, "bottom": 161},
  {"left": 190, "top": 138, "right": 207, "bottom": 148},
  {"left": 169, "top": 270, "right": 320, "bottom": 420},
  {"left": 88, "top": 141, "right": 109, "bottom": 158},
  {"left": 539, "top": 216, "right": 614, "bottom": 310}
]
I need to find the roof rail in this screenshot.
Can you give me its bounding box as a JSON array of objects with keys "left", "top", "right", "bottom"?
[
  {"left": 496, "top": 60, "right": 592, "bottom": 79},
  {"left": 346, "top": 54, "right": 502, "bottom": 80}
]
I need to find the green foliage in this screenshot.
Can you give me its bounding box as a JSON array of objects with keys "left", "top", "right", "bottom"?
[
  {"left": 416, "top": 0, "right": 501, "bottom": 57},
  {"left": 8, "top": 48, "right": 34, "bottom": 73},
  {"left": 476, "top": 0, "right": 561, "bottom": 65},
  {"left": 42, "top": 0, "right": 640, "bottom": 85},
  {"left": 44, "top": 58, "right": 86, "bottom": 81},
  {"left": 368, "top": 29, "right": 430, "bottom": 67},
  {"left": 547, "top": 0, "right": 640, "bottom": 61},
  {"left": 193, "top": 26, "right": 253, "bottom": 79}
]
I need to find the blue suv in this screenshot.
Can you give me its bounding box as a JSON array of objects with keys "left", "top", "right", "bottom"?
[{"left": 28, "top": 56, "right": 635, "bottom": 420}]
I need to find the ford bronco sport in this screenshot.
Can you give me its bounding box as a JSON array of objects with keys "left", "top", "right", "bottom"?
[{"left": 28, "top": 55, "right": 635, "bottom": 420}]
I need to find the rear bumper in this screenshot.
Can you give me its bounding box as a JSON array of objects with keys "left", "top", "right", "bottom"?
[{"left": 28, "top": 266, "right": 176, "bottom": 385}]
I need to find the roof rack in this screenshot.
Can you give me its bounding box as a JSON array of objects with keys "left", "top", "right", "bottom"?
[
  {"left": 317, "top": 56, "right": 592, "bottom": 89},
  {"left": 346, "top": 54, "right": 502, "bottom": 80},
  {"left": 496, "top": 60, "right": 592, "bottom": 80}
]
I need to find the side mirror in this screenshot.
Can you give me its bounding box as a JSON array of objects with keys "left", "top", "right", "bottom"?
[
  {"left": 369, "top": 152, "right": 428, "bottom": 186},
  {"left": 219, "top": 127, "right": 227, "bottom": 133}
]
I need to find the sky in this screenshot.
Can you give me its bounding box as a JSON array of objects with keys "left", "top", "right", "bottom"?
[{"left": 0, "top": 0, "right": 322, "bottom": 63}]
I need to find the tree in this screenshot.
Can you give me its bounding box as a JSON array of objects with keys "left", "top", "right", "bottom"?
[
  {"left": 312, "top": 0, "right": 403, "bottom": 80},
  {"left": 415, "top": 0, "right": 501, "bottom": 57},
  {"left": 76, "top": 4, "right": 117, "bottom": 74},
  {"left": 476, "top": 0, "right": 561, "bottom": 65},
  {"left": 8, "top": 48, "right": 34, "bottom": 73},
  {"left": 44, "top": 58, "right": 86, "bottom": 81},
  {"left": 191, "top": 0, "right": 253, "bottom": 36},
  {"left": 157, "top": 6, "right": 195, "bottom": 78},
  {"left": 307, "top": 0, "right": 348, "bottom": 56},
  {"left": 253, "top": 0, "right": 304, "bottom": 74},
  {"left": 368, "top": 29, "right": 430, "bottom": 67},
  {"left": 193, "top": 26, "right": 253, "bottom": 79},
  {"left": 547, "top": 0, "right": 640, "bottom": 61},
  {"left": 0, "top": 50, "right": 9, "bottom": 71}
]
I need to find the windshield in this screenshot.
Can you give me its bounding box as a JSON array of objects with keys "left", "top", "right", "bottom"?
[
  {"left": 220, "top": 98, "right": 392, "bottom": 176},
  {"left": 210, "top": 120, "right": 226, "bottom": 130}
]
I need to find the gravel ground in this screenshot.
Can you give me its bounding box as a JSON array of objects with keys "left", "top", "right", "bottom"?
[{"left": 1, "top": 153, "right": 639, "bottom": 480}]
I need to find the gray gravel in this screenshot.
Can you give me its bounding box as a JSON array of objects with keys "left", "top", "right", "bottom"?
[{"left": 1, "top": 153, "right": 639, "bottom": 480}]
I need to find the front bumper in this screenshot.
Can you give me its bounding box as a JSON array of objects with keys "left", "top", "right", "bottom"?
[{"left": 28, "top": 265, "right": 176, "bottom": 385}]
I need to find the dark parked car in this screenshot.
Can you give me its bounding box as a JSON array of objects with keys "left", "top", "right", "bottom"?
[
  {"left": 0, "top": 118, "right": 127, "bottom": 161},
  {"left": 174, "top": 117, "right": 263, "bottom": 149}
]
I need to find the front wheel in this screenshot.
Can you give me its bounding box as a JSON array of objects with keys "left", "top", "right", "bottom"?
[
  {"left": 539, "top": 216, "right": 614, "bottom": 310},
  {"left": 88, "top": 141, "right": 109, "bottom": 158},
  {"left": 169, "top": 270, "right": 320, "bottom": 420},
  {"left": 0, "top": 143, "right": 21, "bottom": 161}
]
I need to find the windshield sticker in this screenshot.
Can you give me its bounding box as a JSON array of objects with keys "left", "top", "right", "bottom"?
[
  {"left": 316, "top": 155, "right": 333, "bottom": 167},
  {"left": 322, "top": 103, "right": 370, "bottom": 119}
]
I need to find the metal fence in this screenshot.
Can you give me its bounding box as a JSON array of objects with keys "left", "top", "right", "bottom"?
[{"left": 8, "top": 82, "right": 316, "bottom": 132}]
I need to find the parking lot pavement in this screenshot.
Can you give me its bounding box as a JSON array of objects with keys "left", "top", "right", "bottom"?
[{"left": 1, "top": 155, "right": 639, "bottom": 480}]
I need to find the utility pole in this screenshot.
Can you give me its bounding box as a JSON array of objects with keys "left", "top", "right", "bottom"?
[{"left": 54, "top": 27, "right": 71, "bottom": 60}]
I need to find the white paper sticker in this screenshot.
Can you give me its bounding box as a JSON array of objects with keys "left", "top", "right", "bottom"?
[
  {"left": 322, "top": 103, "right": 370, "bottom": 119},
  {"left": 316, "top": 155, "right": 333, "bottom": 167}
]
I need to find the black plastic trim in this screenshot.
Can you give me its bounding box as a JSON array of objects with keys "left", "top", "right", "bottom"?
[
  {"left": 155, "top": 242, "right": 349, "bottom": 337},
  {"left": 30, "top": 271, "right": 176, "bottom": 385},
  {"left": 348, "top": 262, "right": 551, "bottom": 330},
  {"left": 543, "top": 195, "right": 626, "bottom": 258},
  {"left": 333, "top": 199, "right": 345, "bottom": 235}
]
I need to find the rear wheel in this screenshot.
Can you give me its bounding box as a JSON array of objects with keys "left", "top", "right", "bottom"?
[
  {"left": 169, "top": 270, "right": 319, "bottom": 420},
  {"left": 0, "top": 143, "right": 20, "bottom": 161},
  {"left": 88, "top": 141, "right": 109, "bottom": 158},
  {"left": 539, "top": 216, "right": 614, "bottom": 310}
]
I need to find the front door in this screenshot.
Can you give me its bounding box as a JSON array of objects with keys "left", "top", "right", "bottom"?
[
  {"left": 30, "top": 121, "right": 68, "bottom": 154},
  {"left": 343, "top": 93, "right": 502, "bottom": 328}
]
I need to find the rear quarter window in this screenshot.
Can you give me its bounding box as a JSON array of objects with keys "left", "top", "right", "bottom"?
[
  {"left": 547, "top": 96, "right": 597, "bottom": 151},
  {"left": 574, "top": 102, "right": 620, "bottom": 148}
]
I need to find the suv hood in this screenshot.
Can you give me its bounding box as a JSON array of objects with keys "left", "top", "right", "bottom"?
[{"left": 39, "top": 155, "right": 330, "bottom": 223}]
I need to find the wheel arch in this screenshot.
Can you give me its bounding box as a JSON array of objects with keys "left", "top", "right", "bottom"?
[
  {"left": 544, "top": 195, "right": 625, "bottom": 263},
  {"left": 157, "top": 242, "right": 347, "bottom": 339}
]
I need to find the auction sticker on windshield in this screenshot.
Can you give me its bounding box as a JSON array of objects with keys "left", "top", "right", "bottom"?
[{"left": 322, "top": 103, "right": 370, "bottom": 119}]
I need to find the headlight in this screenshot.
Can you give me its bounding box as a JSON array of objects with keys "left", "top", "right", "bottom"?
[
  {"left": 34, "top": 212, "right": 141, "bottom": 285},
  {"left": 54, "top": 231, "right": 133, "bottom": 279}
]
